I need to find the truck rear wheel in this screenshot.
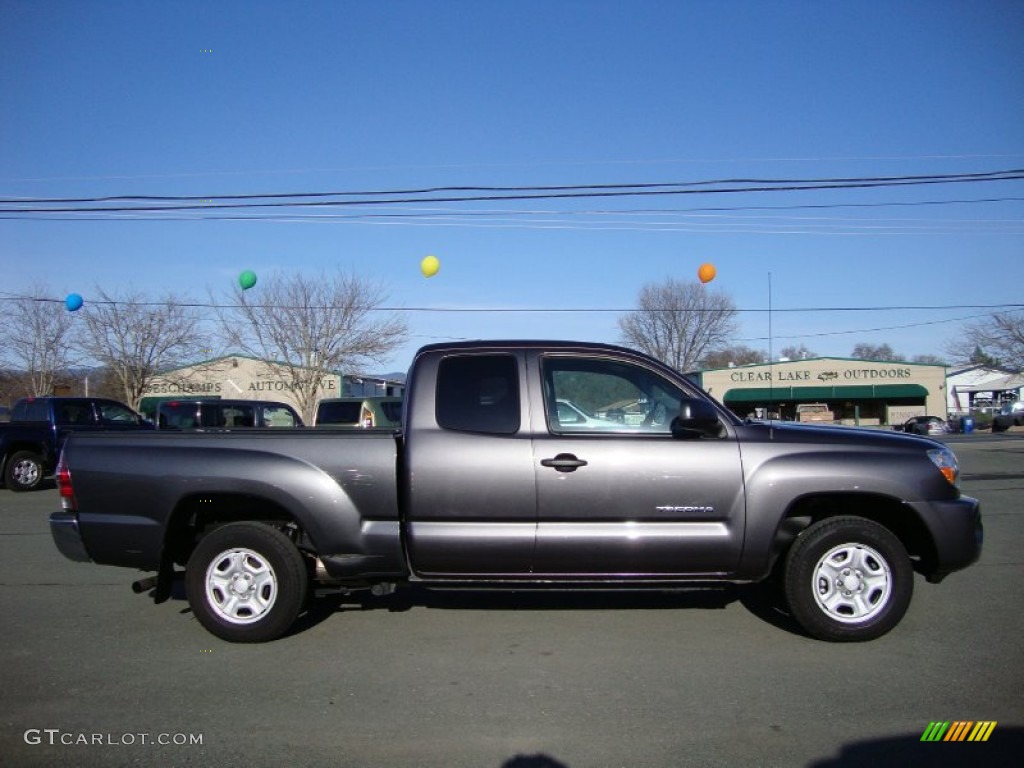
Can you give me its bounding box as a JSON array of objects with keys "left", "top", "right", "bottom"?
[
  {"left": 783, "top": 516, "right": 913, "bottom": 642},
  {"left": 5, "top": 451, "right": 44, "bottom": 492},
  {"left": 185, "top": 522, "right": 308, "bottom": 643}
]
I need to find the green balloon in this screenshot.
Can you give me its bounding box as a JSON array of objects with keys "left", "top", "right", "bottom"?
[{"left": 239, "top": 270, "right": 257, "bottom": 290}]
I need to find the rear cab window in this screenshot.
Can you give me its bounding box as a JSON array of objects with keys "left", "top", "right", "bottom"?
[
  {"left": 436, "top": 354, "right": 520, "bottom": 435},
  {"left": 379, "top": 400, "right": 403, "bottom": 425},
  {"left": 13, "top": 399, "right": 51, "bottom": 422},
  {"left": 316, "top": 401, "right": 363, "bottom": 425}
]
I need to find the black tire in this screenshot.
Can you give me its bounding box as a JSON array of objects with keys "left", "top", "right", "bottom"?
[
  {"left": 4, "top": 451, "right": 45, "bottom": 492},
  {"left": 185, "top": 522, "right": 309, "bottom": 643},
  {"left": 783, "top": 516, "right": 913, "bottom": 642}
]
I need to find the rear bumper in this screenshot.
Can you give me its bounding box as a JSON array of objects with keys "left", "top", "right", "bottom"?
[
  {"left": 908, "top": 495, "right": 982, "bottom": 580},
  {"left": 49, "top": 511, "right": 92, "bottom": 563}
]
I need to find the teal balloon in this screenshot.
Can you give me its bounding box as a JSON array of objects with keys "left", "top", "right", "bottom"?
[
  {"left": 239, "top": 270, "right": 257, "bottom": 290},
  {"left": 65, "top": 293, "right": 84, "bottom": 312}
]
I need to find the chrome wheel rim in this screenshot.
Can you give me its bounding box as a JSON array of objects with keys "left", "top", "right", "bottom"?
[
  {"left": 205, "top": 548, "right": 278, "bottom": 624},
  {"left": 13, "top": 459, "right": 40, "bottom": 486},
  {"left": 811, "top": 542, "right": 892, "bottom": 623}
]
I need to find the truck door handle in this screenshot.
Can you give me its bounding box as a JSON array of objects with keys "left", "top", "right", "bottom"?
[{"left": 541, "top": 453, "right": 588, "bottom": 472}]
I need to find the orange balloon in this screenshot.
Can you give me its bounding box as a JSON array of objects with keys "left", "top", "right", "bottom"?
[{"left": 697, "top": 263, "right": 716, "bottom": 284}]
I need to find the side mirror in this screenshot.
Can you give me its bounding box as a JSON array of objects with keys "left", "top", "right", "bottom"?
[{"left": 671, "top": 398, "right": 723, "bottom": 439}]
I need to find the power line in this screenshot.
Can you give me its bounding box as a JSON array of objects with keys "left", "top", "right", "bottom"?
[
  {"left": 1, "top": 291, "right": 1021, "bottom": 315},
  {"left": 2, "top": 169, "right": 1021, "bottom": 214},
  {"left": 3, "top": 292, "right": 1017, "bottom": 347},
  {"left": 737, "top": 312, "right": 996, "bottom": 343},
  {"left": 3, "top": 168, "right": 1020, "bottom": 203}
]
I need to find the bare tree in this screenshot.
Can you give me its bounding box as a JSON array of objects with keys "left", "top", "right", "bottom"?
[
  {"left": 0, "top": 283, "right": 81, "bottom": 397},
  {"left": 851, "top": 343, "right": 902, "bottom": 362},
  {"left": 216, "top": 270, "right": 408, "bottom": 423},
  {"left": 701, "top": 345, "right": 766, "bottom": 369},
  {"left": 618, "top": 277, "right": 738, "bottom": 371},
  {"left": 945, "top": 312, "right": 1024, "bottom": 372},
  {"left": 780, "top": 344, "right": 817, "bottom": 360},
  {"left": 78, "top": 288, "right": 207, "bottom": 408}
]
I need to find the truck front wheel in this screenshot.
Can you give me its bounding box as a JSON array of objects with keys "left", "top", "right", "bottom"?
[
  {"left": 5, "top": 451, "right": 44, "bottom": 492},
  {"left": 783, "top": 516, "right": 913, "bottom": 642},
  {"left": 185, "top": 522, "right": 309, "bottom": 643}
]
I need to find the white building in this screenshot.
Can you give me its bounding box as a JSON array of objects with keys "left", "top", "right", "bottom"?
[{"left": 946, "top": 366, "right": 1024, "bottom": 414}]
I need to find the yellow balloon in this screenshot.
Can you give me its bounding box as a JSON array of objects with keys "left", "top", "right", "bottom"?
[
  {"left": 697, "top": 263, "right": 716, "bottom": 284},
  {"left": 421, "top": 255, "right": 440, "bottom": 278}
]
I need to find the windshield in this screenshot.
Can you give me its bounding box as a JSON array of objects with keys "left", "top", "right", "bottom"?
[{"left": 317, "top": 401, "right": 362, "bottom": 425}]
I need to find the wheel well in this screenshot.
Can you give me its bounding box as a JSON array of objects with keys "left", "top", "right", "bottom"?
[
  {"left": 2, "top": 443, "right": 45, "bottom": 468},
  {"left": 164, "top": 493, "right": 307, "bottom": 567},
  {"left": 769, "top": 493, "right": 938, "bottom": 576}
]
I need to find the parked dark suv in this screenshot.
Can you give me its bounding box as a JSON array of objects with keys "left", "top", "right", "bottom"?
[
  {"left": 157, "top": 399, "right": 304, "bottom": 429},
  {"left": 992, "top": 401, "right": 1024, "bottom": 432}
]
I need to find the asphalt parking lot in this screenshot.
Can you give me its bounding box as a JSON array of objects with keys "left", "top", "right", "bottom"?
[{"left": 1, "top": 434, "right": 1022, "bottom": 768}]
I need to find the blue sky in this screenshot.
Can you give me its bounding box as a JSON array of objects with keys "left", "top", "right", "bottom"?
[{"left": 2, "top": 0, "right": 1022, "bottom": 373}]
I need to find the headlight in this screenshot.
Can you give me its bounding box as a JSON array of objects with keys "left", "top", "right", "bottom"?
[{"left": 927, "top": 446, "right": 960, "bottom": 488}]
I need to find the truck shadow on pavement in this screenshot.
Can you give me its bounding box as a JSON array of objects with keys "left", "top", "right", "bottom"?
[
  {"left": 283, "top": 581, "right": 804, "bottom": 639},
  {"left": 160, "top": 573, "right": 802, "bottom": 638}
]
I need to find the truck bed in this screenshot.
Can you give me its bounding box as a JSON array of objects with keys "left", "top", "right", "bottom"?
[{"left": 63, "top": 429, "right": 402, "bottom": 575}]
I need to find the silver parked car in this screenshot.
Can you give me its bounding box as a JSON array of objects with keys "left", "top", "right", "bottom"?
[{"left": 902, "top": 416, "right": 950, "bottom": 436}]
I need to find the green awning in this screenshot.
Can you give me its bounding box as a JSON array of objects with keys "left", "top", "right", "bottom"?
[
  {"left": 723, "top": 384, "right": 928, "bottom": 403},
  {"left": 873, "top": 384, "right": 929, "bottom": 399}
]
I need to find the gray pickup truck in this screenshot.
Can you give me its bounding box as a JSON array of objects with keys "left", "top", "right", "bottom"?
[{"left": 50, "top": 340, "right": 981, "bottom": 643}]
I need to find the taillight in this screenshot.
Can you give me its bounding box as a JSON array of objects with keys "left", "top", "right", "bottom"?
[{"left": 56, "top": 452, "right": 77, "bottom": 511}]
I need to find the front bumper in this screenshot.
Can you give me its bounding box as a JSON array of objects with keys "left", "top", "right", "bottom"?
[
  {"left": 49, "top": 511, "right": 92, "bottom": 563},
  {"left": 908, "top": 495, "right": 982, "bottom": 580}
]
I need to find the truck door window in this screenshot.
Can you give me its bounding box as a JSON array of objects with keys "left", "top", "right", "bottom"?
[
  {"left": 216, "top": 405, "right": 255, "bottom": 427},
  {"left": 160, "top": 404, "right": 199, "bottom": 428},
  {"left": 97, "top": 402, "right": 139, "bottom": 424},
  {"left": 543, "top": 357, "right": 685, "bottom": 434},
  {"left": 436, "top": 354, "right": 520, "bottom": 435},
  {"left": 57, "top": 403, "right": 94, "bottom": 425},
  {"left": 263, "top": 406, "right": 298, "bottom": 427}
]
